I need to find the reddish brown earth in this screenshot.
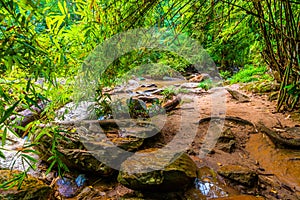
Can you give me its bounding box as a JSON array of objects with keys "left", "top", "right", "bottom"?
[{"left": 153, "top": 84, "right": 300, "bottom": 199}]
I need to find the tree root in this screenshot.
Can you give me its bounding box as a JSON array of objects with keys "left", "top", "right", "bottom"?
[
  {"left": 257, "top": 122, "right": 300, "bottom": 149},
  {"left": 198, "top": 116, "right": 256, "bottom": 127}
]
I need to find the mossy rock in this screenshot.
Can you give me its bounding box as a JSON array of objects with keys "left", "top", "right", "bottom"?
[
  {"left": 217, "top": 165, "right": 257, "bottom": 186},
  {"left": 242, "top": 81, "right": 280, "bottom": 93},
  {"left": 118, "top": 149, "right": 197, "bottom": 192},
  {"left": 0, "top": 170, "right": 52, "bottom": 200},
  {"left": 35, "top": 120, "right": 159, "bottom": 175}
]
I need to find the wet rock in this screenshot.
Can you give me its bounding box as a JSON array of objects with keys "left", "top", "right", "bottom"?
[
  {"left": 55, "top": 101, "right": 94, "bottom": 122},
  {"left": 35, "top": 125, "right": 113, "bottom": 175},
  {"left": 77, "top": 186, "right": 104, "bottom": 200},
  {"left": 140, "top": 83, "right": 157, "bottom": 88},
  {"left": 187, "top": 88, "right": 208, "bottom": 94},
  {"left": 162, "top": 96, "right": 181, "bottom": 112},
  {"left": 136, "top": 89, "right": 156, "bottom": 94},
  {"left": 218, "top": 140, "right": 236, "bottom": 153},
  {"left": 113, "top": 80, "right": 140, "bottom": 93},
  {"left": 226, "top": 88, "right": 251, "bottom": 103},
  {"left": 0, "top": 135, "right": 39, "bottom": 171},
  {"left": 180, "top": 82, "right": 199, "bottom": 89},
  {"left": 127, "top": 80, "right": 140, "bottom": 89},
  {"left": 137, "top": 96, "right": 159, "bottom": 103},
  {"left": 0, "top": 170, "right": 52, "bottom": 200},
  {"left": 118, "top": 149, "right": 197, "bottom": 192},
  {"left": 56, "top": 175, "right": 86, "bottom": 198},
  {"left": 150, "top": 89, "right": 164, "bottom": 95},
  {"left": 189, "top": 74, "right": 211, "bottom": 82},
  {"left": 218, "top": 128, "right": 236, "bottom": 143},
  {"left": 218, "top": 165, "right": 257, "bottom": 187},
  {"left": 162, "top": 76, "right": 183, "bottom": 81}
]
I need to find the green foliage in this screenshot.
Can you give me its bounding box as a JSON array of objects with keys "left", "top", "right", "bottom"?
[
  {"left": 188, "top": 1, "right": 262, "bottom": 72},
  {"left": 0, "top": 170, "right": 27, "bottom": 190},
  {"left": 42, "top": 127, "right": 69, "bottom": 176},
  {"left": 229, "top": 65, "right": 273, "bottom": 84},
  {"left": 198, "top": 79, "right": 213, "bottom": 91},
  {"left": 219, "top": 70, "right": 231, "bottom": 80},
  {"left": 92, "top": 87, "right": 112, "bottom": 118},
  {"left": 161, "top": 86, "right": 189, "bottom": 100}
]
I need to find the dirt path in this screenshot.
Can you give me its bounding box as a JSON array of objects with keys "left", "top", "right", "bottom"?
[
  {"left": 86, "top": 82, "right": 300, "bottom": 199},
  {"left": 157, "top": 83, "right": 300, "bottom": 199}
]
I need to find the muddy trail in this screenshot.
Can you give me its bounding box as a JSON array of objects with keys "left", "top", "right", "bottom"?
[
  {"left": 1, "top": 77, "right": 299, "bottom": 200},
  {"left": 58, "top": 79, "right": 299, "bottom": 199}
]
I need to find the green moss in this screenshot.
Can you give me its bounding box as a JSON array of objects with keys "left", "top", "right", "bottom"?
[{"left": 229, "top": 65, "right": 273, "bottom": 84}]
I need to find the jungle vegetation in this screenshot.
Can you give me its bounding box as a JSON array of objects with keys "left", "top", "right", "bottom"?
[{"left": 0, "top": 0, "right": 299, "bottom": 188}]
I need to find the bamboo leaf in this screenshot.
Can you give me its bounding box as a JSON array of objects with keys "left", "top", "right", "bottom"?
[
  {"left": 0, "top": 100, "right": 20, "bottom": 124},
  {"left": 1, "top": 127, "right": 7, "bottom": 146},
  {"left": 21, "top": 153, "right": 38, "bottom": 163},
  {"left": 0, "top": 150, "right": 5, "bottom": 159}
]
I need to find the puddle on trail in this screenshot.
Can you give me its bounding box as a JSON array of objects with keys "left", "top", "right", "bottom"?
[
  {"left": 188, "top": 166, "right": 239, "bottom": 199},
  {"left": 194, "top": 178, "right": 228, "bottom": 198},
  {"left": 246, "top": 133, "right": 300, "bottom": 191}
]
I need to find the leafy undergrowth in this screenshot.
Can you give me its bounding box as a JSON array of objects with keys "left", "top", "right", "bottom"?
[
  {"left": 222, "top": 65, "right": 279, "bottom": 94},
  {"left": 229, "top": 65, "right": 273, "bottom": 84}
]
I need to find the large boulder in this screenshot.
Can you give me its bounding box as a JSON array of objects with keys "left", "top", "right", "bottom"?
[
  {"left": 117, "top": 149, "right": 197, "bottom": 192},
  {"left": 0, "top": 170, "right": 52, "bottom": 200},
  {"left": 35, "top": 120, "right": 159, "bottom": 175}
]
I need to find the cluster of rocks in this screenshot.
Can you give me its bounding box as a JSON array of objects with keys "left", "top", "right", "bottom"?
[
  {"left": 28, "top": 76, "right": 216, "bottom": 198},
  {"left": 32, "top": 118, "right": 199, "bottom": 198}
]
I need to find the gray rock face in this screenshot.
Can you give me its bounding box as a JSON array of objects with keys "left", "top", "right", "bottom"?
[{"left": 55, "top": 101, "right": 95, "bottom": 122}]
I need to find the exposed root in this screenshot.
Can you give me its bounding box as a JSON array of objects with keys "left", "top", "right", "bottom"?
[
  {"left": 198, "top": 116, "right": 256, "bottom": 128},
  {"left": 257, "top": 122, "right": 300, "bottom": 149}
]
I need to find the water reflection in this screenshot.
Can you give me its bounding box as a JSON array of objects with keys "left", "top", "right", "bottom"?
[{"left": 195, "top": 178, "right": 228, "bottom": 199}]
